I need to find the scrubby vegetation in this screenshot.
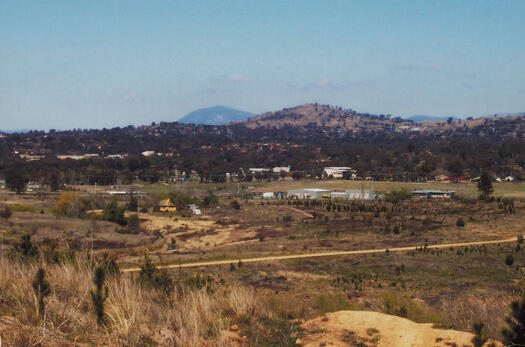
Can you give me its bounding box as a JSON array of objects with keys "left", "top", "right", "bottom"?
[{"left": 0, "top": 255, "right": 305, "bottom": 346}]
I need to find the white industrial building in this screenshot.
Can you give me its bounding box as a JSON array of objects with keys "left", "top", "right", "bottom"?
[
  {"left": 412, "top": 190, "right": 455, "bottom": 198},
  {"left": 287, "top": 188, "right": 332, "bottom": 199},
  {"left": 345, "top": 190, "right": 377, "bottom": 200},
  {"left": 288, "top": 188, "right": 377, "bottom": 200}
]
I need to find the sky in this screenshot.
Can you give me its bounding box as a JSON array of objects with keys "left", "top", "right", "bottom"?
[{"left": 1, "top": 0, "right": 525, "bottom": 131}]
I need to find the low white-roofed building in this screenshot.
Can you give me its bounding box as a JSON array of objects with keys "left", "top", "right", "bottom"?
[
  {"left": 262, "top": 192, "right": 275, "bottom": 199},
  {"left": 272, "top": 166, "right": 291, "bottom": 173},
  {"left": 287, "top": 188, "right": 332, "bottom": 199},
  {"left": 345, "top": 190, "right": 377, "bottom": 200},
  {"left": 412, "top": 190, "right": 455, "bottom": 198}
]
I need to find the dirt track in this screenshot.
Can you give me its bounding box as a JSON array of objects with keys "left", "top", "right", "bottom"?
[{"left": 121, "top": 236, "right": 518, "bottom": 272}]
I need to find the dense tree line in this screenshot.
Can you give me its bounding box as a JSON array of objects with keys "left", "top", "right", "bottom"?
[{"left": 1, "top": 118, "right": 525, "bottom": 186}]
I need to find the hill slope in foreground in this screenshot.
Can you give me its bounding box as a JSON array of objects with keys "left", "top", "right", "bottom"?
[{"left": 178, "top": 105, "right": 253, "bottom": 125}]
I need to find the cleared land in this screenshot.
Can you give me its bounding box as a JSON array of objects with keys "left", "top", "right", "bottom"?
[
  {"left": 122, "top": 236, "right": 518, "bottom": 271},
  {"left": 2, "top": 180, "right": 525, "bottom": 344}
]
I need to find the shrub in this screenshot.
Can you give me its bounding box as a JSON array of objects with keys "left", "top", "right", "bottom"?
[
  {"left": 91, "top": 265, "right": 108, "bottom": 325},
  {"left": 316, "top": 292, "right": 354, "bottom": 314},
  {"left": 185, "top": 273, "right": 213, "bottom": 293},
  {"left": 502, "top": 290, "right": 525, "bottom": 346},
  {"left": 0, "top": 205, "right": 12, "bottom": 220},
  {"left": 383, "top": 189, "right": 412, "bottom": 203},
  {"left": 102, "top": 199, "right": 127, "bottom": 226},
  {"left": 422, "top": 216, "right": 433, "bottom": 226},
  {"left": 202, "top": 192, "right": 219, "bottom": 207},
  {"left": 471, "top": 322, "right": 488, "bottom": 347},
  {"left": 137, "top": 254, "right": 173, "bottom": 294},
  {"left": 243, "top": 315, "right": 303, "bottom": 347},
  {"left": 9, "top": 234, "right": 39, "bottom": 262},
  {"left": 393, "top": 225, "right": 400, "bottom": 234},
  {"left": 230, "top": 199, "right": 241, "bottom": 210},
  {"left": 127, "top": 195, "right": 138, "bottom": 211},
  {"left": 505, "top": 255, "right": 515, "bottom": 266},
  {"left": 32, "top": 268, "right": 51, "bottom": 317},
  {"left": 52, "top": 192, "right": 86, "bottom": 217},
  {"left": 127, "top": 213, "right": 140, "bottom": 232},
  {"left": 98, "top": 253, "right": 120, "bottom": 276},
  {"left": 456, "top": 218, "right": 465, "bottom": 228}
]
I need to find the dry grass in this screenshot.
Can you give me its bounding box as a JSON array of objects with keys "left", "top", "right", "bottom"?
[{"left": 0, "top": 257, "right": 268, "bottom": 346}]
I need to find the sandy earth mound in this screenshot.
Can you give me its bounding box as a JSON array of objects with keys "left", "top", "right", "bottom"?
[{"left": 299, "top": 310, "right": 501, "bottom": 347}]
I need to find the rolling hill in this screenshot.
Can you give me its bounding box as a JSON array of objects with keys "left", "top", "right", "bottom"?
[
  {"left": 178, "top": 105, "right": 253, "bottom": 125},
  {"left": 240, "top": 103, "right": 414, "bottom": 130}
]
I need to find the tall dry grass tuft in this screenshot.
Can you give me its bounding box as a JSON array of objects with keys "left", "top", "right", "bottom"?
[
  {"left": 105, "top": 275, "right": 148, "bottom": 337},
  {"left": 439, "top": 293, "right": 512, "bottom": 335},
  {"left": 0, "top": 257, "right": 270, "bottom": 346},
  {"left": 171, "top": 287, "right": 226, "bottom": 346},
  {"left": 226, "top": 285, "right": 258, "bottom": 319}
]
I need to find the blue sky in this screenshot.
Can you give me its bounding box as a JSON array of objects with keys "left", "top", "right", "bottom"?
[{"left": 1, "top": 1, "right": 525, "bottom": 130}]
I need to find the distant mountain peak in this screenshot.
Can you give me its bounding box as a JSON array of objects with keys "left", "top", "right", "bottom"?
[{"left": 178, "top": 105, "right": 253, "bottom": 125}]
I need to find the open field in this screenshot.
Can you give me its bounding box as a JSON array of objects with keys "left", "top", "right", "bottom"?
[
  {"left": 2, "top": 180, "right": 525, "bottom": 345},
  {"left": 249, "top": 179, "right": 525, "bottom": 198},
  {"left": 121, "top": 237, "right": 518, "bottom": 271}
]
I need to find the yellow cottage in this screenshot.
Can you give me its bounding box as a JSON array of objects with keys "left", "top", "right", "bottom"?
[{"left": 158, "top": 198, "right": 177, "bottom": 212}]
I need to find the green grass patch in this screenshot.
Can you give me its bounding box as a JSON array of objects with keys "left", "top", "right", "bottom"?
[
  {"left": 7, "top": 204, "right": 38, "bottom": 213},
  {"left": 316, "top": 292, "right": 356, "bottom": 314},
  {"left": 382, "top": 291, "right": 448, "bottom": 326}
]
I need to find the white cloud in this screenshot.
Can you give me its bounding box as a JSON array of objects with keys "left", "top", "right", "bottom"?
[{"left": 288, "top": 78, "right": 370, "bottom": 91}]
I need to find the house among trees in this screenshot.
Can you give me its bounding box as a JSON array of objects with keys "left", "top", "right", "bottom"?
[
  {"left": 323, "top": 167, "right": 355, "bottom": 179},
  {"left": 272, "top": 166, "right": 291, "bottom": 173},
  {"left": 157, "top": 198, "right": 177, "bottom": 212}
]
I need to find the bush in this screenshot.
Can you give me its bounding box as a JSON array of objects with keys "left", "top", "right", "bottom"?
[
  {"left": 230, "top": 199, "right": 241, "bottom": 210},
  {"left": 9, "top": 234, "right": 39, "bottom": 262},
  {"left": 91, "top": 265, "right": 108, "bottom": 325},
  {"left": 393, "top": 225, "right": 400, "bottom": 234},
  {"left": 138, "top": 254, "right": 173, "bottom": 294},
  {"left": 102, "top": 199, "right": 127, "bottom": 226},
  {"left": 52, "top": 192, "right": 86, "bottom": 217},
  {"left": 127, "top": 213, "right": 140, "bottom": 232},
  {"left": 456, "top": 218, "right": 465, "bottom": 228},
  {"left": 202, "top": 192, "right": 219, "bottom": 207},
  {"left": 243, "top": 315, "right": 303, "bottom": 347},
  {"left": 502, "top": 290, "right": 525, "bottom": 346},
  {"left": 0, "top": 205, "right": 12, "bottom": 220},
  {"left": 383, "top": 189, "right": 412, "bottom": 203},
  {"left": 127, "top": 195, "right": 138, "bottom": 211},
  {"left": 283, "top": 215, "right": 293, "bottom": 222},
  {"left": 471, "top": 322, "right": 488, "bottom": 347},
  {"left": 32, "top": 268, "right": 51, "bottom": 317},
  {"left": 316, "top": 292, "right": 354, "bottom": 314},
  {"left": 505, "top": 255, "right": 515, "bottom": 266}
]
